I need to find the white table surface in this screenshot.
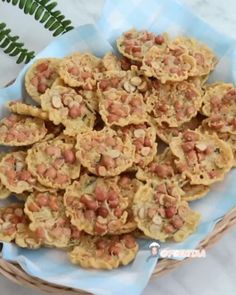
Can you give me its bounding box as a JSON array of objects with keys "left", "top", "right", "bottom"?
[{"left": 0, "top": 0, "right": 236, "bottom": 294}]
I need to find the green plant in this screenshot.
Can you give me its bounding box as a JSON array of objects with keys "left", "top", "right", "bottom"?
[
  {"left": 2, "top": 0, "right": 74, "bottom": 36},
  {"left": 0, "top": 22, "right": 35, "bottom": 63}
]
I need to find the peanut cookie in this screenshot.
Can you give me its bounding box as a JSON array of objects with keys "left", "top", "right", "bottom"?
[
  {"left": 59, "top": 52, "right": 104, "bottom": 89},
  {"left": 171, "top": 37, "right": 217, "bottom": 76},
  {"left": 117, "top": 29, "right": 168, "bottom": 61},
  {"left": 133, "top": 181, "right": 201, "bottom": 242},
  {"left": 201, "top": 115, "right": 236, "bottom": 135},
  {"left": 0, "top": 114, "right": 47, "bottom": 146},
  {"left": 136, "top": 147, "right": 209, "bottom": 201},
  {"left": 136, "top": 148, "right": 183, "bottom": 183},
  {"left": 199, "top": 123, "right": 236, "bottom": 167},
  {"left": 7, "top": 101, "right": 49, "bottom": 120},
  {"left": 15, "top": 221, "right": 42, "bottom": 249},
  {"left": 99, "top": 89, "right": 147, "bottom": 127},
  {"left": 25, "top": 58, "right": 60, "bottom": 103},
  {"left": 146, "top": 81, "right": 202, "bottom": 127},
  {"left": 97, "top": 67, "right": 147, "bottom": 95},
  {"left": 26, "top": 136, "right": 81, "bottom": 189},
  {"left": 76, "top": 128, "right": 135, "bottom": 177},
  {"left": 64, "top": 175, "right": 129, "bottom": 235},
  {"left": 170, "top": 130, "right": 233, "bottom": 185},
  {"left": 0, "top": 151, "right": 46, "bottom": 194},
  {"left": 0, "top": 203, "right": 28, "bottom": 242},
  {"left": 24, "top": 191, "right": 82, "bottom": 248},
  {"left": 41, "top": 85, "right": 95, "bottom": 135},
  {"left": 69, "top": 234, "right": 138, "bottom": 269},
  {"left": 201, "top": 83, "right": 236, "bottom": 116},
  {"left": 154, "top": 116, "right": 200, "bottom": 144},
  {"left": 117, "top": 122, "right": 157, "bottom": 168},
  {"left": 142, "top": 45, "right": 196, "bottom": 83}
]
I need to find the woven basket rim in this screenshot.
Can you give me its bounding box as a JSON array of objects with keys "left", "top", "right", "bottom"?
[
  {"left": 1, "top": 80, "right": 236, "bottom": 294},
  {"left": 1, "top": 206, "right": 236, "bottom": 294}
]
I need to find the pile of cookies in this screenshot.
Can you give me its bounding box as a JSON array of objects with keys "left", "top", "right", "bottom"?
[{"left": 0, "top": 28, "right": 235, "bottom": 270}]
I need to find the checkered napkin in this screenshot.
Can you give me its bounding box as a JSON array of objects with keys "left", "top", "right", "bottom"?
[{"left": 1, "top": 1, "right": 236, "bottom": 294}]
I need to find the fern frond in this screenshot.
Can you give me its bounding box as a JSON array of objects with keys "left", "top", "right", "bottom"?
[
  {"left": 0, "top": 22, "right": 35, "bottom": 63},
  {"left": 2, "top": 0, "right": 74, "bottom": 36}
]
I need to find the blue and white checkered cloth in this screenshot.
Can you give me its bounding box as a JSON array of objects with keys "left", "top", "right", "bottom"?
[{"left": 1, "top": 1, "right": 236, "bottom": 294}]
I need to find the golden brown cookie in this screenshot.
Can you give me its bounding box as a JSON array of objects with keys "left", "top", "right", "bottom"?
[
  {"left": 154, "top": 116, "right": 200, "bottom": 144},
  {"left": 146, "top": 81, "right": 202, "bottom": 127},
  {"left": 99, "top": 89, "right": 147, "bottom": 127},
  {"left": 69, "top": 234, "right": 138, "bottom": 269},
  {"left": 0, "top": 114, "right": 47, "bottom": 146},
  {"left": 142, "top": 45, "right": 196, "bottom": 83},
  {"left": 15, "top": 221, "right": 42, "bottom": 249},
  {"left": 136, "top": 148, "right": 183, "bottom": 184},
  {"left": 25, "top": 58, "right": 60, "bottom": 103},
  {"left": 76, "top": 128, "right": 135, "bottom": 177},
  {"left": 41, "top": 85, "right": 95, "bottom": 135},
  {"left": 26, "top": 136, "right": 81, "bottom": 189},
  {"left": 24, "top": 191, "right": 82, "bottom": 248},
  {"left": 133, "top": 181, "right": 200, "bottom": 242},
  {"left": 7, "top": 101, "right": 49, "bottom": 120},
  {"left": 201, "top": 115, "right": 236, "bottom": 135},
  {"left": 117, "top": 29, "right": 168, "bottom": 61},
  {"left": 0, "top": 203, "right": 28, "bottom": 242},
  {"left": 0, "top": 151, "right": 46, "bottom": 194},
  {"left": 117, "top": 122, "right": 157, "bottom": 168},
  {"left": 97, "top": 67, "right": 147, "bottom": 95},
  {"left": 59, "top": 52, "right": 104, "bottom": 89},
  {"left": 64, "top": 174, "right": 129, "bottom": 235},
  {"left": 171, "top": 37, "right": 217, "bottom": 76},
  {"left": 201, "top": 83, "right": 236, "bottom": 116},
  {"left": 169, "top": 130, "right": 233, "bottom": 185}
]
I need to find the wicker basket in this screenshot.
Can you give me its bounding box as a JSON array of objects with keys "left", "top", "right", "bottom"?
[
  {"left": 1, "top": 206, "right": 236, "bottom": 294},
  {"left": 1, "top": 81, "right": 236, "bottom": 294}
]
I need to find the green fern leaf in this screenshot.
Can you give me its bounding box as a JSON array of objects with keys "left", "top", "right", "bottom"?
[
  {"left": 39, "top": 0, "right": 50, "bottom": 5},
  {"left": 9, "top": 47, "right": 21, "bottom": 56},
  {"left": 0, "top": 22, "right": 35, "bottom": 63},
  {"left": 53, "top": 25, "right": 64, "bottom": 36},
  {"left": 35, "top": 5, "right": 44, "bottom": 20},
  {"left": 0, "top": 38, "right": 11, "bottom": 48},
  {"left": 2, "top": 0, "right": 74, "bottom": 36},
  {"left": 24, "top": 0, "right": 33, "bottom": 13},
  {"left": 40, "top": 10, "right": 50, "bottom": 23},
  {"left": 4, "top": 42, "right": 16, "bottom": 53},
  {"left": 49, "top": 20, "right": 60, "bottom": 31},
  {"left": 29, "top": 1, "right": 38, "bottom": 14},
  {"left": 44, "top": 16, "right": 55, "bottom": 29},
  {"left": 45, "top": 1, "right": 57, "bottom": 10},
  {"left": 0, "top": 29, "right": 11, "bottom": 41},
  {"left": 19, "top": 0, "right": 26, "bottom": 9},
  {"left": 0, "top": 23, "right": 6, "bottom": 30},
  {"left": 65, "top": 25, "right": 73, "bottom": 32}
]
